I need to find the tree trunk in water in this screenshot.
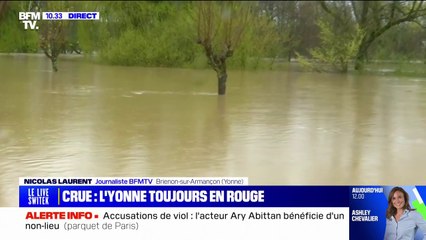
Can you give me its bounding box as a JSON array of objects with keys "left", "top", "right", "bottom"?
[
  {"left": 354, "top": 48, "right": 367, "bottom": 71},
  {"left": 217, "top": 70, "right": 227, "bottom": 95},
  {"left": 355, "top": 35, "right": 375, "bottom": 71},
  {"left": 51, "top": 58, "right": 58, "bottom": 72}
]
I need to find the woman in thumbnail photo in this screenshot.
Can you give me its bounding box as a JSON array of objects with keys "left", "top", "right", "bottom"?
[{"left": 384, "top": 187, "right": 426, "bottom": 240}]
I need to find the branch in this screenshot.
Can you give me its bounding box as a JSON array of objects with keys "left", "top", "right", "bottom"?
[
  {"left": 350, "top": 1, "right": 359, "bottom": 23},
  {"left": 413, "top": 19, "right": 426, "bottom": 29},
  {"left": 319, "top": 1, "right": 341, "bottom": 21},
  {"left": 0, "top": 1, "right": 8, "bottom": 20}
]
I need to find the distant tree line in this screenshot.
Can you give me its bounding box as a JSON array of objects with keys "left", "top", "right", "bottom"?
[{"left": 0, "top": 1, "right": 425, "bottom": 94}]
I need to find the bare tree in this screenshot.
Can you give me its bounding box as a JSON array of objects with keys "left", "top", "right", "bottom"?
[
  {"left": 39, "top": 20, "right": 69, "bottom": 72},
  {"left": 197, "top": 1, "right": 250, "bottom": 95},
  {"left": 38, "top": 2, "right": 70, "bottom": 72}
]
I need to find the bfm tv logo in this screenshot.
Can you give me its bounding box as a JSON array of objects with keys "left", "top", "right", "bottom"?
[{"left": 19, "top": 12, "right": 40, "bottom": 30}]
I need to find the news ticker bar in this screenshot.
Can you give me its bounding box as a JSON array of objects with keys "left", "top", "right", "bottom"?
[
  {"left": 20, "top": 185, "right": 348, "bottom": 207},
  {"left": 18, "top": 178, "right": 426, "bottom": 209},
  {"left": 15, "top": 178, "right": 426, "bottom": 240},
  {"left": 0, "top": 207, "right": 350, "bottom": 240},
  {"left": 19, "top": 12, "right": 100, "bottom": 21}
]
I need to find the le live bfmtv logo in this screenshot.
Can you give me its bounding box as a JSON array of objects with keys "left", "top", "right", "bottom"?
[{"left": 19, "top": 12, "right": 41, "bottom": 30}]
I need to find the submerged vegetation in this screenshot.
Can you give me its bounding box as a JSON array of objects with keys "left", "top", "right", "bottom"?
[{"left": 0, "top": 1, "right": 425, "bottom": 93}]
